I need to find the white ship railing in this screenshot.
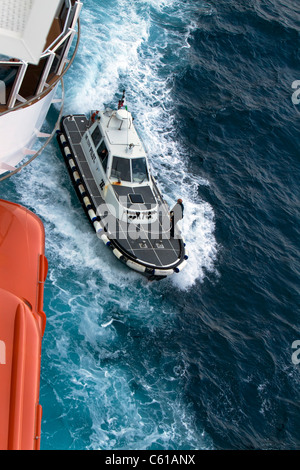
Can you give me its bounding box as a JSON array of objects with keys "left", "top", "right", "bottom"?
[
  {"left": 47, "top": 0, "right": 73, "bottom": 52},
  {"left": 0, "top": 79, "right": 65, "bottom": 183},
  {"left": 0, "top": 13, "right": 81, "bottom": 182},
  {"left": 0, "top": 1, "right": 81, "bottom": 112}
]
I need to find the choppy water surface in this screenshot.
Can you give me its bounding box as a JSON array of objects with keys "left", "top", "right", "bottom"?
[{"left": 0, "top": 0, "right": 299, "bottom": 450}]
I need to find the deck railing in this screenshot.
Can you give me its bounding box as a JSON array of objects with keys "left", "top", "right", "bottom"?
[
  {"left": 0, "top": 12, "right": 81, "bottom": 182},
  {"left": 0, "top": 1, "right": 81, "bottom": 113}
]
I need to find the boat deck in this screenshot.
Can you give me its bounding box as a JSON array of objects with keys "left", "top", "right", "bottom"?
[{"left": 60, "top": 115, "right": 185, "bottom": 272}]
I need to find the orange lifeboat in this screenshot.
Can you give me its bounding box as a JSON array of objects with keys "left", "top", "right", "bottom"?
[{"left": 0, "top": 199, "right": 48, "bottom": 450}]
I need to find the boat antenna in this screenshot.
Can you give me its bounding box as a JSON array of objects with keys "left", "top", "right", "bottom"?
[
  {"left": 118, "top": 89, "right": 126, "bottom": 109},
  {"left": 117, "top": 90, "right": 130, "bottom": 151}
]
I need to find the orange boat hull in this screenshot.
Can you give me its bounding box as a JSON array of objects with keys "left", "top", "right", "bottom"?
[{"left": 0, "top": 200, "right": 48, "bottom": 450}]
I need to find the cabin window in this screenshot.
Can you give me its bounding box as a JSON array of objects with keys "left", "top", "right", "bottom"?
[
  {"left": 49, "top": 42, "right": 68, "bottom": 77},
  {"left": 102, "top": 155, "right": 108, "bottom": 173},
  {"left": 19, "top": 56, "right": 48, "bottom": 98},
  {"left": 0, "top": 65, "right": 18, "bottom": 87},
  {"left": 58, "top": 0, "right": 69, "bottom": 29},
  {"left": 98, "top": 140, "right": 108, "bottom": 173},
  {"left": 111, "top": 156, "right": 131, "bottom": 182},
  {"left": 0, "top": 64, "right": 18, "bottom": 105},
  {"left": 110, "top": 156, "right": 149, "bottom": 183},
  {"left": 132, "top": 157, "right": 148, "bottom": 183},
  {"left": 91, "top": 125, "right": 101, "bottom": 148}
]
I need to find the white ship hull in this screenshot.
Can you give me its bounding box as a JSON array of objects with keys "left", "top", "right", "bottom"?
[
  {"left": 0, "top": 0, "right": 82, "bottom": 177},
  {"left": 0, "top": 86, "right": 57, "bottom": 173}
]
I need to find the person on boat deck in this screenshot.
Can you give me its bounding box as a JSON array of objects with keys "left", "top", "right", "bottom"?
[{"left": 170, "top": 199, "right": 184, "bottom": 238}]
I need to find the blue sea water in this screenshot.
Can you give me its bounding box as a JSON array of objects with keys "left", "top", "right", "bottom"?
[{"left": 0, "top": 0, "right": 299, "bottom": 450}]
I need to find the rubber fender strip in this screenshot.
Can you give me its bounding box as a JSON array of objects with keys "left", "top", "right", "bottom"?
[
  {"left": 63, "top": 146, "right": 72, "bottom": 157},
  {"left": 154, "top": 268, "right": 174, "bottom": 277},
  {"left": 113, "top": 248, "right": 123, "bottom": 259},
  {"left": 73, "top": 171, "right": 81, "bottom": 183},
  {"left": 174, "top": 259, "right": 187, "bottom": 273},
  {"left": 78, "top": 184, "right": 86, "bottom": 196},
  {"left": 100, "top": 233, "right": 111, "bottom": 246},
  {"left": 88, "top": 209, "right": 97, "bottom": 222},
  {"left": 8, "top": 303, "right": 26, "bottom": 450},
  {"left": 68, "top": 159, "right": 77, "bottom": 171},
  {"left": 126, "top": 259, "right": 146, "bottom": 273},
  {"left": 93, "top": 221, "right": 102, "bottom": 233},
  {"left": 83, "top": 196, "right": 92, "bottom": 209},
  {"left": 59, "top": 134, "right": 67, "bottom": 145}
]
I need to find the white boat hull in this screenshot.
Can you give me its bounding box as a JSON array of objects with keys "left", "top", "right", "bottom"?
[{"left": 58, "top": 111, "right": 188, "bottom": 280}]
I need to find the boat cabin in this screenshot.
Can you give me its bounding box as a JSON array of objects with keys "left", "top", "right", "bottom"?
[{"left": 81, "top": 108, "right": 159, "bottom": 224}]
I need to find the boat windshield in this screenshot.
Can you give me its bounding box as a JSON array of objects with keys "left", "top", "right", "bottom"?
[
  {"left": 111, "top": 156, "right": 131, "bottom": 182},
  {"left": 110, "top": 156, "right": 149, "bottom": 183},
  {"left": 132, "top": 157, "right": 148, "bottom": 183}
]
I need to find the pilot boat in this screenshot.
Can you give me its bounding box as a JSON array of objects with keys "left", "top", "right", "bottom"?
[
  {"left": 0, "top": 0, "right": 82, "bottom": 177},
  {"left": 57, "top": 92, "right": 188, "bottom": 280}
]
